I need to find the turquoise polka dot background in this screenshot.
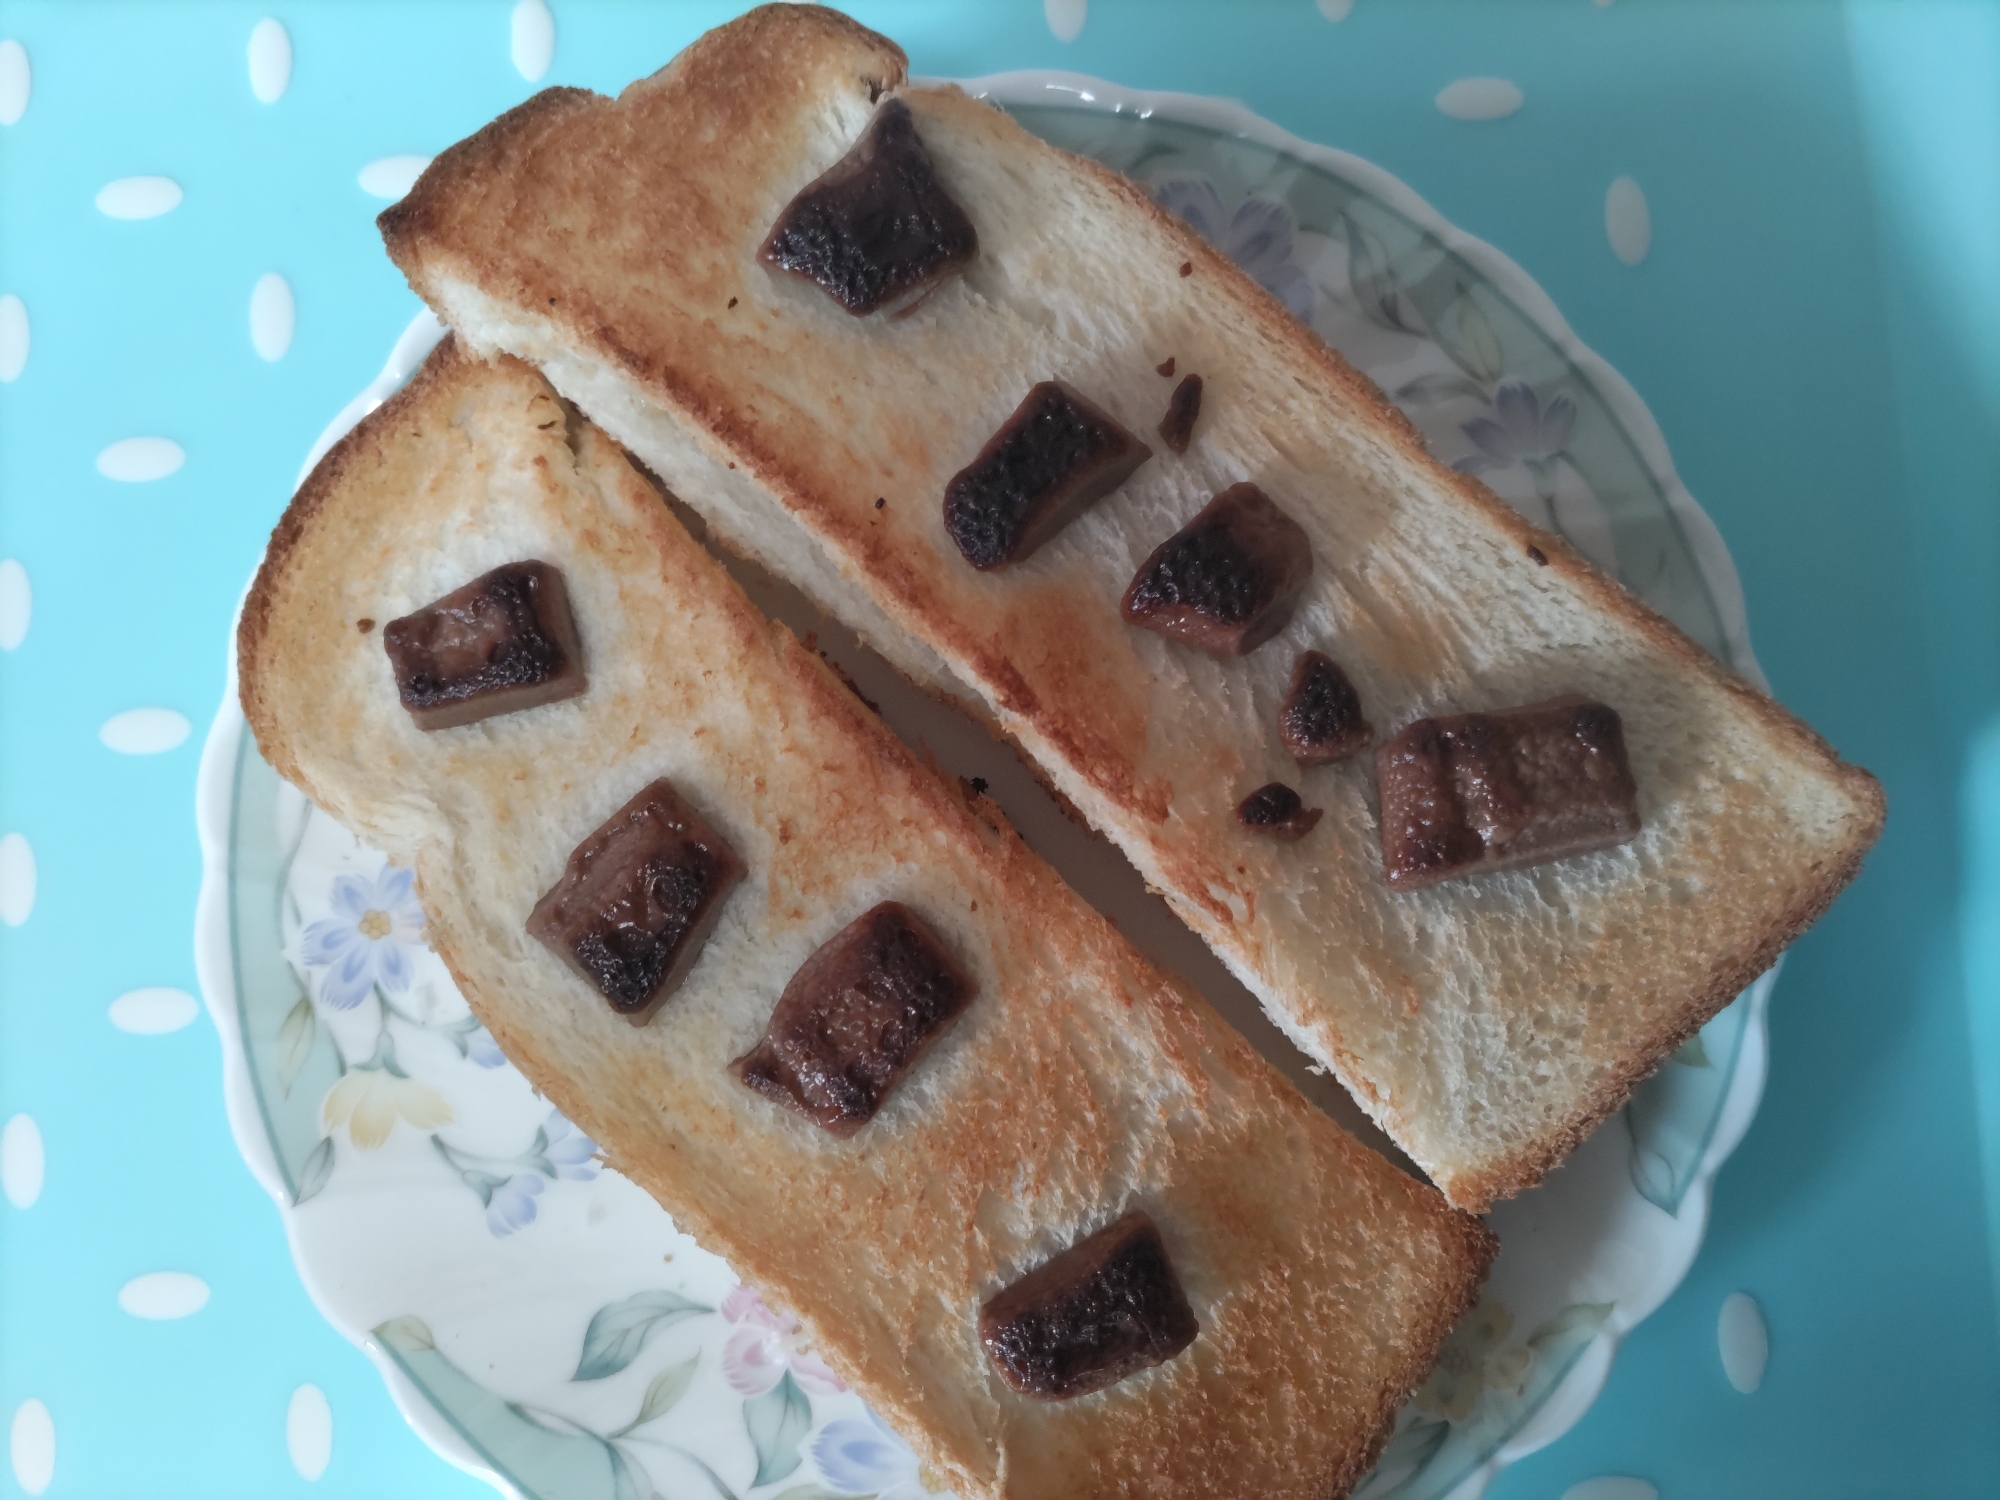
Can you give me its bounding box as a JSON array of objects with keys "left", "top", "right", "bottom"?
[{"left": 1, "top": 2, "right": 1995, "bottom": 1496}]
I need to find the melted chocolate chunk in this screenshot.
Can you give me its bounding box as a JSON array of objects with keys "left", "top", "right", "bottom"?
[
  {"left": 1156, "top": 373, "right": 1202, "bottom": 455},
  {"left": 528, "top": 781, "right": 746, "bottom": 1023},
  {"left": 943, "top": 381, "right": 1151, "bottom": 569},
  {"left": 1120, "top": 483, "right": 1312, "bottom": 656},
  {"left": 1280, "top": 650, "right": 1371, "bottom": 765},
  {"left": 383, "top": 561, "right": 584, "bottom": 730},
  {"left": 733, "top": 902, "right": 975, "bottom": 1137},
  {"left": 759, "top": 98, "right": 978, "bottom": 317},
  {"left": 1236, "top": 782, "right": 1322, "bottom": 842},
  {"left": 979, "top": 1212, "right": 1199, "bottom": 1400},
  {"left": 1376, "top": 696, "right": 1640, "bottom": 889}
]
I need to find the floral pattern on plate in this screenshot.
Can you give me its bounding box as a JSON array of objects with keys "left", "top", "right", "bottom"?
[{"left": 198, "top": 75, "right": 1780, "bottom": 1500}]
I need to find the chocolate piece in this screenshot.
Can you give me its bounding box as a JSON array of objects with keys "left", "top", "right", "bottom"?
[
  {"left": 1156, "top": 357, "right": 1175, "bottom": 378},
  {"left": 979, "top": 1211, "right": 1199, "bottom": 1400},
  {"left": 1157, "top": 374, "right": 1202, "bottom": 456},
  {"left": 1236, "top": 782, "right": 1321, "bottom": 842},
  {"left": 528, "top": 780, "right": 746, "bottom": 1023},
  {"left": 759, "top": 98, "right": 978, "bottom": 316},
  {"left": 383, "top": 561, "right": 585, "bottom": 730},
  {"left": 733, "top": 902, "right": 975, "bottom": 1137},
  {"left": 943, "top": 381, "right": 1151, "bottom": 569},
  {"left": 1120, "top": 483, "right": 1312, "bottom": 656},
  {"left": 1376, "top": 696, "right": 1640, "bottom": 890},
  {"left": 1280, "top": 650, "right": 1371, "bottom": 765}
]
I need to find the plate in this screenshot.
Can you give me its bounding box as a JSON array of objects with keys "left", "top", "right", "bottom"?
[{"left": 194, "top": 74, "right": 1776, "bottom": 1500}]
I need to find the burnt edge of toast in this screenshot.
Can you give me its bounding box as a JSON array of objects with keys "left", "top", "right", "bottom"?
[{"left": 368, "top": 6, "right": 1884, "bottom": 1210}]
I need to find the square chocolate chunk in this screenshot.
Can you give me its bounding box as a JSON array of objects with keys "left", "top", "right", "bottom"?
[
  {"left": 382, "top": 560, "right": 585, "bottom": 730},
  {"left": 979, "top": 1211, "right": 1199, "bottom": 1400},
  {"left": 528, "top": 780, "right": 746, "bottom": 1023},
  {"left": 943, "top": 381, "right": 1151, "bottom": 569},
  {"left": 1121, "top": 483, "right": 1312, "bottom": 657},
  {"left": 1375, "top": 696, "right": 1640, "bottom": 890},
  {"left": 734, "top": 902, "right": 975, "bottom": 1138},
  {"left": 759, "top": 98, "right": 978, "bottom": 317}
]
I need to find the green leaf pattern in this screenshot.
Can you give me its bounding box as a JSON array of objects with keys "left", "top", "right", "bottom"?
[{"left": 744, "top": 1371, "right": 812, "bottom": 1488}]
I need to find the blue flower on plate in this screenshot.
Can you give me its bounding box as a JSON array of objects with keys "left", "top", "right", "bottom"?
[
  {"left": 1152, "top": 174, "right": 1317, "bottom": 322},
  {"left": 1455, "top": 380, "right": 1578, "bottom": 474},
  {"left": 300, "top": 864, "right": 426, "bottom": 1010},
  {"left": 812, "top": 1408, "right": 934, "bottom": 1500},
  {"left": 465, "top": 1025, "right": 507, "bottom": 1069},
  {"left": 484, "top": 1171, "right": 546, "bottom": 1236},
  {"left": 541, "top": 1110, "right": 600, "bottom": 1181}
]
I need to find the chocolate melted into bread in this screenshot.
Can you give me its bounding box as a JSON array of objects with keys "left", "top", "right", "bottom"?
[
  {"left": 528, "top": 779, "right": 746, "bottom": 1021},
  {"left": 734, "top": 901, "right": 975, "bottom": 1136},
  {"left": 760, "top": 97, "right": 978, "bottom": 316},
  {"left": 943, "top": 380, "right": 1150, "bottom": 569},
  {"left": 382, "top": 560, "right": 584, "bottom": 729},
  {"left": 1121, "top": 483, "right": 1312, "bottom": 657},
  {"left": 979, "top": 1212, "right": 1199, "bottom": 1399},
  {"left": 1376, "top": 696, "right": 1640, "bottom": 889}
]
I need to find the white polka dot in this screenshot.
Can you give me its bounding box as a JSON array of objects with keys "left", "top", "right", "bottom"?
[
  {"left": 97, "top": 436, "right": 184, "bottom": 481},
  {"left": 287, "top": 1384, "right": 332, "bottom": 1481},
  {"left": 0, "top": 832, "right": 33, "bottom": 927},
  {"left": 101, "top": 707, "right": 192, "bottom": 754},
  {"left": 1316, "top": 0, "right": 1353, "bottom": 18},
  {"left": 10, "top": 1399, "right": 52, "bottom": 1496},
  {"left": 250, "top": 272, "right": 294, "bottom": 361},
  {"left": 0, "top": 40, "right": 27, "bottom": 128},
  {"left": 511, "top": 0, "right": 554, "bottom": 82},
  {"left": 118, "top": 1271, "right": 211, "bottom": 1320},
  {"left": 0, "top": 293, "right": 25, "bottom": 382},
  {"left": 1044, "top": 0, "right": 1086, "bottom": 43},
  {"left": 1563, "top": 1482, "right": 1656, "bottom": 1500},
  {"left": 1718, "top": 1291, "right": 1768, "bottom": 1393},
  {"left": 0, "top": 559, "right": 27, "bottom": 651},
  {"left": 1435, "top": 77, "right": 1523, "bottom": 121},
  {"left": 358, "top": 156, "right": 432, "bottom": 200},
  {"left": 248, "top": 17, "right": 291, "bottom": 104},
  {"left": 1606, "top": 175, "right": 1651, "bottom": 266},
  {"left": 95, "top": 175, "right": 183, "bottom": 220},
  {"left": 2, "top": 1114, "right": 43, "bottom": 1208},
  {"left": 111, "top": 987, "right": 201, "bottom": 1035}
]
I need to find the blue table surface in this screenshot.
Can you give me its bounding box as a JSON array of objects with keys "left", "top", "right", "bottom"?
[{"left": 2, "top": 2, "right": 1996, "bottom": 1496}]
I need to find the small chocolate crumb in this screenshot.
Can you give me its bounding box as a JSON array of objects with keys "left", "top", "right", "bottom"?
[
  {"left": 1527, "top": 545, "right": 1548, "bottom": 566},
  {"left": 727, "top": 297, "right": 738, "bottom": 309},
  {"left": 1158, "top": 374, "right": 1203, "bottom": 456},
  {"left": 970, "top": 776, "right": 989, "bottom": 794},
  {"left": 875, "top": 497, "right": 886, "bottom": 510},
  {"left": 1157, "top": 357, "right": 1176, "bottom": 378},
  {"left": 727, "top": 462, "right": 737, "bottom": 470},
  {"left": 1236, "top": 782, "right": 1322, "bottom": 842},
  {"left": 1178, "top": 261, "right": 1193, "bottom": 278},
  {"left": 547, "top": 297, "right": 557, "bottom": 305},
  {"left": 356, "top": 618, "right": 375, "bottom": 634}
]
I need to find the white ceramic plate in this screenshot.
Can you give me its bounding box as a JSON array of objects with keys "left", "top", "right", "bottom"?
[{"left": 195, "top": 75, "right": 1776, "bottom": 1500}]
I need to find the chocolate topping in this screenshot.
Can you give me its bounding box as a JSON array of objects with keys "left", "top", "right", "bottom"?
[
  {"left": 1375, "top": 696, "right": 1641, "bottom": 889},
  {"left": 1236, "top": 782, "right": 1322, "bottom": 842},
  {"left": 1120, "top": 483, "right": 1312, "bottom": 656},
  {"left": 1156, "top": 374, "right": 1202, "bottom": 455},
  {"left": 528, "top": 780, "right": 746, "bottom": 1023},
  {"left": 943, "top": 381, "right": 1151, "bottom": 569},
  {"left": 733, "top": 902, "right": 975, "bottom": 1137},
  {"left": 759, "top": 98, "right": 978, "bottom": 316},
  {"left": 382, "top": 561, "right": 584, "bottom": 730},
  {"left": 979, "top": 1212, "right": 1199, "bottom": 1400},
  {"left": 1280, "top": 650, "right": 1371, "bottom": 765}
]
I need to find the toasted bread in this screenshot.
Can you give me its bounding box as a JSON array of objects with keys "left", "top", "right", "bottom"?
[
  {"left": 380, "top": 5, "right": 1884, "bottom": 1209},
  {"left": 238, "top": 339, "right": 1495, "bottom": 1500}
]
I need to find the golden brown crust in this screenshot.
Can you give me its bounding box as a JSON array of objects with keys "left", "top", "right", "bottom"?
[
  {"left": 239, "top": 338, "right": 1498, "bottom": 1499},
  {"left": 375, "top": 5, "right": 1883, "bottom": 1213}
]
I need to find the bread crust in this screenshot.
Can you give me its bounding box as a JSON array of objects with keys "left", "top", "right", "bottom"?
[
  {"left": 377, "top": 6, "right": 1883, "bottom": 1212},
  {"left": 239, "top": 339, "right": 1496, "bottom": 1499}
]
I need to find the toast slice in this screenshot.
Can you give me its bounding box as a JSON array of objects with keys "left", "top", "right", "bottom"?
[
  {"left": 238, "top": 339, "right": 1495, "bottom": 1500},
  {"left": 378, "top": 6, "right": 1884, "bottom": 1209}
]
